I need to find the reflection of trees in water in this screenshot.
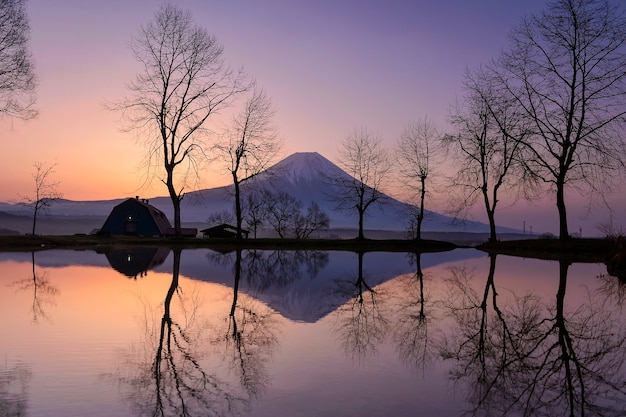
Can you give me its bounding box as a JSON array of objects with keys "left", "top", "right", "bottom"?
[
  {"left": 332, "top": 252, "right": 388, "bottom": 361},
  {"left": 119, "top": 249, "right": 248, "bottom": 416},
  {"left": 596, "top": 272, "right": 625, "bottom": 308},
  {"left": 206, "top": 249, "right": 328, "bottom": 292},
  {"left": 9, "top": 251, "right": 59, "bottom": 324},
  {"left": 216, "top": 249, "right": 280, "bottom": 400},
  {"left": 118, "top": 248, "right": 280, "bottom": 416},
  {"left": 0, "top": 361, "right": 31, "bottom": 417},
  {"left": 392, "top": 252, "right": 435, "bottom": 371},
  {"left": 440, "top": 256, "right": 626, "bottom": 416}
]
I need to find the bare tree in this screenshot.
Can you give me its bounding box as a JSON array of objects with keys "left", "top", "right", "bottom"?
[
  {"left": 242, "top": 193, "right": 264, "bottom": 238},
  {"left": 0, "top": 0, "right": 37, "bottom": 120},
  {"left": 444, "top": 67, "right": 528, "bottom": 242},
  {"left": 395, "top": 117, "right": 439, "bottom": 240},
  {"left": 110, "top": 4, "right": 248, "bottom": 235},
  {"left": 215, "top": 88, "right": 281, "bottom": 239},
  {"left": 18, "top": 162, "right": 62, "bottom": 235},
  {"left": 495, "top": 0, "right": 626, "bottom": 239},
  {"left": 205, "top": 209, "right": 235, "bottom": 226},
  {"left": 294, "top": 201, "right": 330, "bottom": 239},
  {"left": 263, "top": 190, "right": 300, "bottom": 238},
  {"left": 333, "top": 128, "right": 391, "bottom": 239}
]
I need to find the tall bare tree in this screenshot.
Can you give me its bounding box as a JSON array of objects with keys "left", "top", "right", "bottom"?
[
  {"left": 395, "top": 117, "right": 439, "bottom": 240},
  {"left": 215, "top": 88, "right": 281, "bottom": 239},
  {"left": 445, "top": 67, "right": 528, "bottom": 242},
  {"left": 333, "top": 128, "right": 391, "bottom": 239},
  {"left": 111, "top": 4, "right": 248, "bottom": 235},
  {"left": 18, "top": 161, "right": 62, "bottom": 235},
  {"left": 496, "top": 0, "right": 626, "bottom": 239},
  {"left": 0, "top": 0, "right": 37, "bottom": 120}
]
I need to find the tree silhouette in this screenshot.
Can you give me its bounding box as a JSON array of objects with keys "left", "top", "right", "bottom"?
[
  {"left": 0, "top": 0, "right": 37, "bottom": 120},
  {"left": 495, "top": 0, "right": 626, "bottom": 239},
  {"left": 18, "top": 162, "right": 62, "bottom": 236},
  {"left": 445, "top": 67, "right": 529, "bottom": 243},
  {"left": 395, "top": 118, "right": 440, "bottom": 240},
  {"left": 215, "top": 88, "right": 281, "bottom": 239},
  {"left": 110, "top": 4, "right": 248, "bottom": 235},
  {"left": 332, "top": 128, "right": 391, "bottom": 239}
]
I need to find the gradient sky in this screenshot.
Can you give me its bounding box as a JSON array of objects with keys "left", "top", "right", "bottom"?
[{"left": 1, "top": 0, "right": 623, "bottom": 235}]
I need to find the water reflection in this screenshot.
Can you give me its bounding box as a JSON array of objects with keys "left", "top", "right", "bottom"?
[
  {"left": 392, "top": 252, "right": 435, "bottom": 372},
  {"left": 0, "top": 361, "right": 31, "bottom": 417},
  {"left": 1, "top": 248, "right": 624, "bottom": 416},
  {"left": 221, "top": 249, "right": 280, "bottom": 400},
  {"left": 440, "top": 255, "right": 626, "bottom": 416},
  {"left": 8, "top": 251, "right": 59, "bottom": 323},
  {"left": 103, "top": 247, "right": 170, "bottom": 279},
  {"left": 206, "top": 249, "right": 329, "bottom": 292},
  {"left": 115, "top": 248, "right": 280, "bottom": 416},
  {"left": 331, "top": 251, "right": 388, "bottom": 361}
]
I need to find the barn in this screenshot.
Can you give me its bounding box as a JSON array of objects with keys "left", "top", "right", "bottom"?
[{"left": 100, "top": 197, "right": 172, "bottom": 236}]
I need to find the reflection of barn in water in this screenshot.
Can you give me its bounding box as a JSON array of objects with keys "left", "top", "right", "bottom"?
[{"left": 104, "top": 247, "right": 171, "bottom": 278}]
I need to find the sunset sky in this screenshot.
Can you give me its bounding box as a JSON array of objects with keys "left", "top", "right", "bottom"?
[{"left": 1, "top": 0, "right": 623, "bottom": 235}]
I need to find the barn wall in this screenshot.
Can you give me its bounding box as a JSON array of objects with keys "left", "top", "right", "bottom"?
[{"left": 101, "top": 200, "right": 163, "bottom": 236}]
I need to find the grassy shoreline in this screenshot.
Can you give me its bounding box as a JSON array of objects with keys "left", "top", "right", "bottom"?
[{"left": 0, "top": 234, "right": 622, "bottom": 259}]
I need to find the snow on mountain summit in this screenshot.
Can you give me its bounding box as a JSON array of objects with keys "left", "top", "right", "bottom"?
[{"left": 262, "top": 152, "right": 348, "bottom": 188}]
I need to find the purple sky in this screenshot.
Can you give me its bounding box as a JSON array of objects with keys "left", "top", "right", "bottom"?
[{"left": 0, "top": 0, "right": 623, "bottom": 236}]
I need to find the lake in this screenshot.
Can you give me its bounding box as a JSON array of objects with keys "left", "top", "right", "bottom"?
[{"left": 1, "top": 247, "right": 624, "bottom": 416}]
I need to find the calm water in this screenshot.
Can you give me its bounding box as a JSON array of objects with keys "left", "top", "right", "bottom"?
[{"left": 1, "top": 248, "right": 624, "bottom": 417}]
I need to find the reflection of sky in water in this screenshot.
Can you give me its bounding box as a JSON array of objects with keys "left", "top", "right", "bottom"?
[{"left": 0, "top": 249, "right": 623, "bottom": 416}]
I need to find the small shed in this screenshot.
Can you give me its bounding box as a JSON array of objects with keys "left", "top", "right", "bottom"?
[
  {"left": 100, "top": 197, "right": 172, "bottom": 237},
  {"left": 201, "top": 223, "right": 249, "bottom": 239}
]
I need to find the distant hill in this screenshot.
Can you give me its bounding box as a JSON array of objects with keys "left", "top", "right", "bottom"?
[{"left": 0, "top": 152, "right": 518, "bottom": 235}]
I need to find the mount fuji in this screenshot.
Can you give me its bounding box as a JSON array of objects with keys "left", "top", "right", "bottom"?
[{"left": 0, "top": 152, "right": 511, "bottom": 236}]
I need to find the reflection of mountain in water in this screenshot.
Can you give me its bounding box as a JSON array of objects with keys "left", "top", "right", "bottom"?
[
  {"left": 102, "top": 247, "right": 171, "bottom": 278},
  {"left": 9, "top": 247, "right": 483, "bottom": 323},
  {"left": 169, "top": 248, "right": 483, "bottom": 323}
]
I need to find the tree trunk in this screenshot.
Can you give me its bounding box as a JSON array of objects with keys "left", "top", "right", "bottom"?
[
  {"left": 481, "top": 185, "right": 497, "bottom": 243},
  {"left": 358, "top": 209, "right": 365, "bottom": 239},
  {"left": 166, "top": 169, "right": 181, "bottom": 236},
  {"left": 31, "top": 205, "right": 38, "bottom": 235},
  {"left": 416, "top": 176, "right": 426, "bottom": 241},
  {"left": 556, "top": 179, "right": 569, "bottom": 240},
  {"left": 234, "top": 179, "right": 243, "bottom": 239},
  {"left": 487, "top": 208, "right": 497, "bottom": 243}
]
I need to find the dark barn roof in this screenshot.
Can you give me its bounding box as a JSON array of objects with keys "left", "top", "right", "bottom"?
[{"left": 100, "top": 198, "right": 172, "bottom": 236}]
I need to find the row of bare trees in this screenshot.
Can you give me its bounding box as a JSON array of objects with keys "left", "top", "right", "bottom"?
[
  {"left": 108, "top": 4, "right": 282, "bottom": 237},
  {"left": 208, "top": 189, "right": 330, "bottom": 239},
  {"left": 334, "top": 0, "right": 626, "bottom": 242},
  {"left": 6, "top": 1, "right": 626, "bottom": 240}
]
